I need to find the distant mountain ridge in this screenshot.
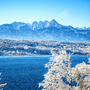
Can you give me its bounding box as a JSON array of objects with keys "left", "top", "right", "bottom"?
[
  {"left": 11, "top": 19, "right": 62, "bottom": 30},
  {"left": 0, "top": 19, "right": 90, "bottom": 41}
]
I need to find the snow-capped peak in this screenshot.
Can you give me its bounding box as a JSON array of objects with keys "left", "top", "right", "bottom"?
[
  {"left": 11, "top": 22, "right": 26, "bottom": 30},
  {"left": 48, "top": 19, "right": 61, "bottom": 27},
  {"left": 49, "top": 19, "right": 57, "bottom": 23},
  {"left": 76, "top": 26, "right": 90, "bottom": 30},
  {"left": 82, "top": 26, "right": 86, "bottom": 29},
  {"left": 10, "top": 19, "right": 62, "bottom": 30},
  {"left": 28, "top": 19, "right": 62, "bottom": 30}
]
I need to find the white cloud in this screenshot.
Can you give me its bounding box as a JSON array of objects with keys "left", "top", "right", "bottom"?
[
  {"left": 60, "top": 11, "right": 67, "bottom": 16},
  {"left": 67, "top": 21, "right": 70, "bottom": 24}
]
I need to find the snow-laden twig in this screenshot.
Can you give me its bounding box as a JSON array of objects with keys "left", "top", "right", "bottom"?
[
  {"left": 39, "top": 50, "right": 90, "bottom": 90},
  {"left": 0, "top": 73, "right": 7, "bottom": 90}
]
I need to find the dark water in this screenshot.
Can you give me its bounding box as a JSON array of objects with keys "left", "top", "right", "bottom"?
[{"left": 0, "top": 55, "right": 89, "bottom": 90}]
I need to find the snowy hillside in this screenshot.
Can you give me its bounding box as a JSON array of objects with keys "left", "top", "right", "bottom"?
[
  {"left": 0, "top": 19, "right": 90, "bottom": 41},
  {"left": 0, "top": 39, "right": 90, "bottom": 56}
]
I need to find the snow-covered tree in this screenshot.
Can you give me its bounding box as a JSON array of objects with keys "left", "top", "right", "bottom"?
[
  {"left": 74, "top": 62, "right": 90, "bottom": 90},
  {"left": 39, "top": 50, "right": 90, "bottom": 90},
  {"left": 0, "top": 73, "right": 7, "bottom": 90}
]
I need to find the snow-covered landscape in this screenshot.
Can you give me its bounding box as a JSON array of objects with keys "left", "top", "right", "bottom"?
[
  {"left": 0, "top": 19, "right": 90, "bottom": 41},
  {"left": 0, "top": 0, "right": 90, "bottom": 90},
  {"left": 0, "top": 19, "right": 90, "bottom": 56},
  {"left": 0, "top": 19, "right": 90, "bottom": 90},
  {"left": 0, "top": 38, "right": 90, "bottom": 56}
]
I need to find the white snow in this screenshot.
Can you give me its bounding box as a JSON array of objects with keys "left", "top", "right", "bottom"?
[{"left": 27, "top": 19, "right": 62, "bottom": 30}]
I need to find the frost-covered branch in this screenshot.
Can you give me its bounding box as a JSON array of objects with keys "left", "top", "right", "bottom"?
[
  {"left": 0, "top": 73, "right": 7, "bottom": 90},
  {"left": 39, "top": 50, "right": 90, "bottom": 90}
]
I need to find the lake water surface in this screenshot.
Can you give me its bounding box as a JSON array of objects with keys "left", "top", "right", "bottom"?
[{"left": 0, "top": 55, "right": 89, "bottom": 90}]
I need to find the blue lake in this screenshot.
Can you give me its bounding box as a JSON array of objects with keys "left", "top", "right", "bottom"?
[{"left": 0, "top": 55, "right": 90, "bottom": 90}]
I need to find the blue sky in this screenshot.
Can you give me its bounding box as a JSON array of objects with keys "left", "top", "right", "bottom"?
[{"left": 0, "top": 0, "right": 90, "bottom": 27}]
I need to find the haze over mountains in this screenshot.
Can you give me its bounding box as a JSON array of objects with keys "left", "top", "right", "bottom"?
[{"left": 0, "top": 19, "right": 90, "bottom": 42}]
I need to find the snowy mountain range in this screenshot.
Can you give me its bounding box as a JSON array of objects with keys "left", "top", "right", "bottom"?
[{"left": 0, "top": 19, "right": 90, "bottom": 42}]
